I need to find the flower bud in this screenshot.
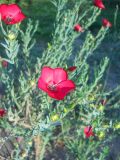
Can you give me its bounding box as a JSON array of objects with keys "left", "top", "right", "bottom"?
[
  {"left": 93, "top": 0, "right": 105, "bottom": 9},
  {"left": 103, "top": 124, "right": 109, "bottom": 129},
  {"left": 51, "top": 114, "right": 59, "bottom": 122},
  {"left": 28, "top": 141, "right": 32, "bottom": 146},
  {"left": 74, "top": 24, "right": 83, "bottom": 32},
  {"left": 98, "top": 105, "right": 104, "bottom": 111},
  {"left": 8, "top": 32, "right": 16, "bottom": 40},
  {"left": 98, "top": 131, "right": 105, "bottom": 140},
  {"left": 2, "top": 61, "right": 8, "bottom": 68},
  {"left": 16, "top": 137, "right": 23, "bottom": 143},
  {"left": 30, "top": 80, "right": 36, "bottom": 88},
  {"left": 102, "top": 18, "right": 112, "bottom": 28},
  {"left": 64, "top": 108, "right": 68, "bottom": 113},
  {"left": 0, "top": 108, "right": 6, "bottom": 117},
  {"left": 21, "top": 151, "right": 27, "bottom": 158},
  {"left": 88, "top": 94, "right": 96, "bottom": 101},
  {"left": 89, "top": 104, "right": 95, "bottom": 108},
  {"left": 67, "top": 66, "right": 77, "bottom": 72},
  {"left": 114, "top": 123, "right": 120, "bottom": 129}
]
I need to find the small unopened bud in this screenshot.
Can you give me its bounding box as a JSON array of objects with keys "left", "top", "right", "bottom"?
[
  {"left": 28, "top": 141, "right": 32, "bottom": 146},
  {"left": 98, "top": 131, "right": 105, "bottom": 140},
  {"left": 2, "top": 60, "right": 8, "bottom": 68},
  {"left": 114, "top": 123, "right": 120, "bottom": 129},
  {"left": 64, "top": 108, "right": 68, "bottom": 113},
  {"left": 98, "top": 105, "right": 104, "bottom": 111},
  {"left": 74, "top": 24, "right": 84, "bottom": 32},
  {"left": 21, "top": 151, "right": 27, "bottom": 158},
  {"left": 30, "top": 80, "right": 36, "bottom": 88},
  {"left": 8, "top": 32, "right": 16, "bottom": 40},
  {"left": 51, "top": 114, "right": 59, "bottom": 122}
]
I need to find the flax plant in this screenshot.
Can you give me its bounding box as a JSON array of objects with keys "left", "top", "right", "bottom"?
[{"left": 0, "top": 0, "right": 120, "bottom": 159}]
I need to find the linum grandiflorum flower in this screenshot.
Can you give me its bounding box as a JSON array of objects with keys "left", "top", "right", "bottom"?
[
  {"left": 93, "top": 0, "right": 105, "bottom": 9},
  {"left": 0, "top": 109, "right": 6, "bottom": 117},
  {"left": 102, "top": 18, "right": 112, "bottom": 28},
  {"left": 84, "top": 126, "right": 94, "bottom": 138},
  {"left": 0, "top": 4, "right": 26, "bottom": 25},
  {"left": 38, "top": 67, "right": 75, "bottom": 100},
  {"left": 74, "top": 24, "right": 83, "bottom": 32}
]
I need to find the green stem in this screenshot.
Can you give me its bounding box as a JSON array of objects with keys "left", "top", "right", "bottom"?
[{"left": 40, "top": 135, "right": 50, "bottom": 160}]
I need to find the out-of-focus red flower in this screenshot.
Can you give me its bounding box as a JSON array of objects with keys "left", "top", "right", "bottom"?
[
  {"left": 102, "top": 18, "right": 112, "bottom": 27},
  {"left": 101, "top": 99, "right": 107, "bottom": 106},
  {"left": 0, "top": 109, "right": 6, "bottom": 117},
  {"left": 38, "top": 66, "right": 75, "bottom": 100},
  {"left": 74, "top": 24, "right": 83, "bottom": 32},
  {"left": 84, "top": 126, "right": 94, "bottom": 138},
  {"left": 67, "top": 66, "right": 77, "bottom": 72},
  {"left": 93, "top": 0, "right": 105, "bottom": 9},
  {"left": 0, "top": 4, "right": 26, "bottom": 25},
  {"left": 16, "top": 137, "right": 23, "bottom": 143},
  {"left": 2, "top": 60, "right": 8, "bottom": 67}
]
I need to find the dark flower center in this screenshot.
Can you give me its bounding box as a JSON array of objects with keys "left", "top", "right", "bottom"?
[
  {"left": 47, "top": 84, "right": 57, "bottom": 92},
  {"left": 47, "top": 80, "right": 59, "bottom": 92},
  {"left": 5, "top": 16, "right": 13, "bottom": 23}
]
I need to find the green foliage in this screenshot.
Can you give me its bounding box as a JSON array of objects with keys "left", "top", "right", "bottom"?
[{"left": 65, "top": 137, "right": 109, "bottom": 160}]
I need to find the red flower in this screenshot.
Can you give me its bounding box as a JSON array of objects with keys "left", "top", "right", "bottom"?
[
  {"left": 16, "top": 137, "right": 23, "bottom": 143},
  {"left": 38, "top": 67, "right": 75, "bottom": 100},
  {"left": 67, "top": 66, "right": 77, "bottom": 72},
  {"left": 74, "top": 24, "right": 83, "bottom": 32},
  {"left": 84, "top": 126, "right": 94, "bottom": 138},
  {"left": 93, "top": 0, "right": 105, "bottom": 9},
  {"left": 0, "top": 109, "right": 6, "bottom": 117},
  {"left": 2, "top": 60, "right": 8, "bottom": 67},
  {"left": 102, "top": 18, "right": 112, "bottom": 27},
  {"left": 101, "top": 99, "right": 107, "bottom": 105},
  {"left": 0, "top": 4, "right": 26, "bottom": 25}
]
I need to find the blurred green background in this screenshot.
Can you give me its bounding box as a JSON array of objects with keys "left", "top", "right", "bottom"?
[{"left": 0, "top": 0, "right": 120, "bottom": 40}]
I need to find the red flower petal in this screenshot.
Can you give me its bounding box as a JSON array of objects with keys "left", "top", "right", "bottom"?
[
  {"left": 47, "top": 92, "right": 60, "bottom": 100},
  {"left": 0, "top": 4, "right": 7, "bottom": 19},
  {"left": 38, "top": 77, "right": 48, "bottom": 93},
  {"left": 40, "top": 67, "right": 54, "bottom": 83},
  {"left": 53, "top": 68, "right": 68, "bottom": 84},
  {"left": 101, "top": 99, "right": 107, "bottom": 105},
  {"left": 5, "top": 4, "right": 21, "bottom": 14},
  {"left": 102, "top": 18, "right": 112, "bottom": 27},
  {"left": 93, "top": 0, "right": 105, "bottom": 9}
]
